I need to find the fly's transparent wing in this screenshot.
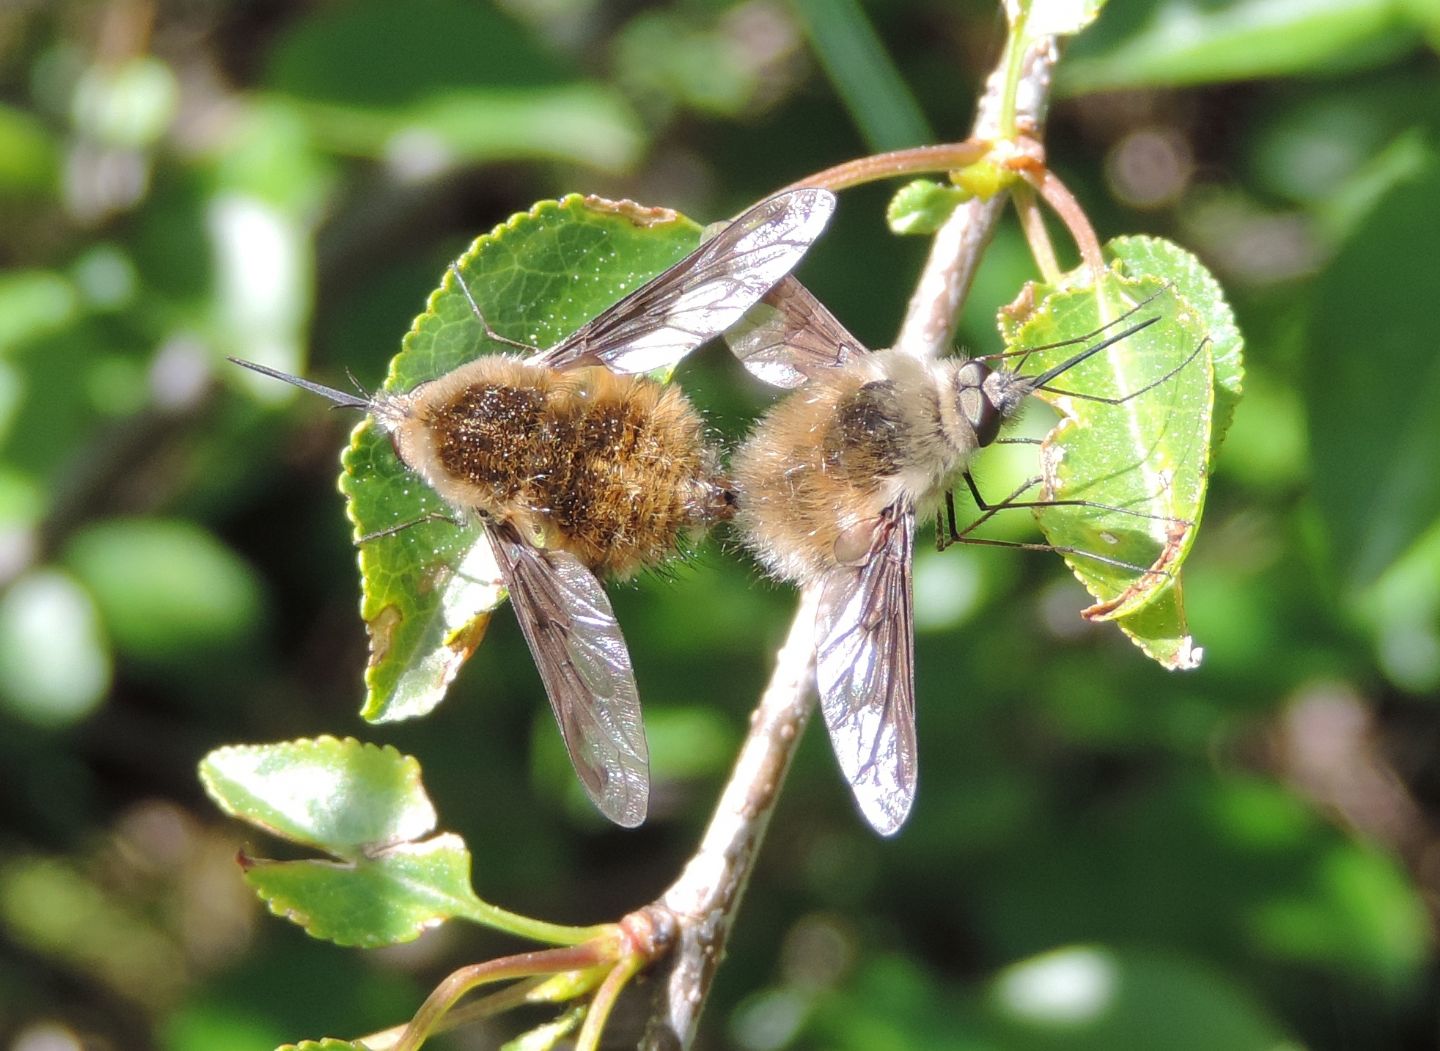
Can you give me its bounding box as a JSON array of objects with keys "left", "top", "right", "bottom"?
[
  {"left": 814, "top": 504, "right": 917, "bottom": 836},
  {"left": 536, "top": 187, "right": 837, "bottom": 375},
  {"left": 726, "top": 276, "right": 869, "bottom": 388},
  {"left": 486, "top": 523, "right": 649, "bottom": 827}
]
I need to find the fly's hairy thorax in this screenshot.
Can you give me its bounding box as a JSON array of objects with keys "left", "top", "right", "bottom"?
[
  {"left": 733, "top": 365, "right": 910, "bottom": 584},
  {"left": 397, "top": 356, "right": 726, "bottom": 578},
  {"left": 732, "top": 351, "right": 983, "bottom": 585}
]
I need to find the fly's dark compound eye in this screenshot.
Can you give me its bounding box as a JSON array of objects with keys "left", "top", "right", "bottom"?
[{"left": 955, "top": 360, "right": 1002, "bottom": 448}]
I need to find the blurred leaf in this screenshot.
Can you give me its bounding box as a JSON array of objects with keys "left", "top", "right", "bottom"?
[
  {"left": 344, "top": 195, "right": 700, "bottom": 723},
  {"left": 1003, "top": 273, "right": 1212, "bottom": 666},
  {"left": 200, "top": 737, "right": 436, "bottom": 853},
  {"left": 1318, "top": 129, "right": 1431, "bottom": 244},
  {"left": 1013, "top": 0, "right": 1108, "bottom": 38},
  {"left": 0, "top": 269, "right": 78, "bottom": 354},
  {"left": 278, "top": 1041, "right": 368, "bottom": 1050},
  {"left": 793, "top": 0, "right": 934, "bottom": 151},
  {"left": 208, "top": 192, "right": 314, "bottom": 390},
  {"left": 1251, "top": 834, "right": 1430, "bottom": 987},
  {"left": 978, "top": 774, "right": 1430, "bottom": 992},
  {"left": 1307, "top": 150, "right": 1440, "bottom": 589},
  {"left": 1061, "top": 0, "right": 1426, "bottom": 94},
  {"left": 614, "top": 9, "right": 794, "bottom": 119},
  {"left": 263, "top": 0, "right": 643, "bottom": 171},
  {"left": 1355, "top": 522, "right": 1440, "bottom": 691},
  {"left": 887, "top": 179, "right": 971, "bottom": 235},
  {"left": 264, "top": 0, "right": 568, "bottom": 102},
  {"left": 201, "top": 738, "right": 486, "bottom": 947},
  {"left": 70, "top": 55, "right": 179, "bottom": 148},
  {"left": 62, "top": 518, "right": 264, "bottom": 662},
  {"left": 986, "top": 945, "right": 1295, "bottom": 1050},
  {"left": 805, "top": 955, "right": 986, "bottom": 1049},
  {"left": 0, "top": 855, "right": 184, "bottom": 1008},
  {"left": 0, "top": 102, "right": 59, "bottom": 195},
  {"left": 0, "top": 567, "right": 110, "bottom": 727},
  {"left": 209, "top": 100, "right": 335, "bottom": 216}
]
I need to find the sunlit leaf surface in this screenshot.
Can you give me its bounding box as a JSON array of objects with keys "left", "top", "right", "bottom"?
[
  {"left": 201, "top": 737, "right": 435, "bottom": 852},
  {"left": 200, "top": 737, "right": 485, "bottom": 947},
  {"left": 1002, "top": 254, "right": 1219, "bottom": 667},
  {"left": 341, "top": 196, "right": 701, "bottom": 723}
]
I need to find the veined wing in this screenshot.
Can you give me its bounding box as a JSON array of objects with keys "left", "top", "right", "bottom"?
[
  {"left": 535, "top": 187, "right": 837, "bottom": 375},
  {"left": 486, "top": 522, "right": 649, "bottom": 827},
  {"left": 814, "top": 503, "right": 917, "bottom": 836},
  {"left": 726, "top": 276, "right": 869, "bottom": 388}
]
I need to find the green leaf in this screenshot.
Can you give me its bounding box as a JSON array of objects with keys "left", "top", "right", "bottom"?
[
  {"left": 0, "top": 567, "right": 110, "bottom": 728},
  {"left": 263, "top": 0, "right": 643, "bottom": 172},
  {"left": 70, "top": 55, "right": 179, "bottom": 148},
  {"left": 986, "top": 945, "right": 1296, "bottom": 1050},
  {"left": 200, "top": 737, "right": 436, "bottom": 853},
  {"left": 344, "top": 195, "right": 701, "bottom": 723},
  {"left": 0, "top": 102, "right": 59, "bottom": 195},
  {"left": 202, "top": 738, "right": 601, "bottom": 947},
  {"left": 1012, "top": 0, "right": 1108, "bottom": 38},
  {"left": 243, "top": 833, "right": 481, "bottom": 948},
  {"left": 1060, "top": 0, "right": 1426, "bottom": 94},
  {"left": 277, "top": 1041, "right": 367, "bottom": 1050},
  {"left": 0, "top": 270, "right": 78, "bottom": 354},
  {"left": 201, "top": 738, "right": 489, "bottom": 947},
  {"left": 1002, "top": 269, "right": 1214, "bottom": 667},
  {"left": 1106, "top": 236, "right": 1244, "bottom": 458},
  {"left": 886, "top": 179, "right": 971, "bottom": 235},
  {"left": 1307, "top": 151, "right": 1440, "bottom": 590},
  {"left": 61, "top": 517, "right": 264, "bottom": 663}
]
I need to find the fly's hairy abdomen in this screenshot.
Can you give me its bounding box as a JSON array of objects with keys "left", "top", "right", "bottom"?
[
  {"left": 410, "top": 357, "right": 727, "bottom": 578},
  {"left": 732, "top": 371, "right": 910, "bottom": 584}
]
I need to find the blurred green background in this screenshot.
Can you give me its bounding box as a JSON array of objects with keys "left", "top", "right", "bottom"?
[{"left": 2, "top": 0, "right": 1439, "bottom": 1048}]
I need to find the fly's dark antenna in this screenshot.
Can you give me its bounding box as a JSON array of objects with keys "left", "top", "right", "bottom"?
[
  {"left": 980, "top": 286, "right": 1171, "bottom": 373},
  {"left": 228, "top": 357, "right": 373, "bottom": 411},
  {"left": 1034, "top": 332, "right": 1210, "bottom": 406},
  {"left": 1026, "top": 316, "right": 1160, "bottom": 392}
]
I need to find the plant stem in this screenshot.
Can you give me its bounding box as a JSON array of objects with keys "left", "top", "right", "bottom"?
[
  {"left": 463, "top": 900, "right": 613, "bottom": 946},
  {"left": 998, "top": 3, "right": 1030, "bottom": 140},
  {"left": 575, "top": 952, "right": 646, "bottom": 1051},
  {"left": 783, "top": 141, "right": 989, "bottom": 193},
  {"left": 638, "top": 30, "right": 1060, "bottom": 1051},
  {"left": 1013, "top": 182, "right": 1062, "bottom": 284},
  {"left": 391, "top": 944, "right": 612, "bottom": 1051},
  {"left": 641, "top": 586, "right": 821, "bottom": 1047},
  {"left": 1021, "top": 166, "right": 1106, "bottom": 281}
]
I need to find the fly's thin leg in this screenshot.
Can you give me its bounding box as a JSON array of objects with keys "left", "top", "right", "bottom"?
[
  {"left": 961, "top": 471, "right": 1190, "bottom": 528},
  {"left": 937, "top": 472, "right": 1181, "bottom": 579},
  {"left": 448, "top": 263, "right": 541, "bottom": 354},
  {"left": 356, "top": 511, "right": 466, "bottom": 545}
]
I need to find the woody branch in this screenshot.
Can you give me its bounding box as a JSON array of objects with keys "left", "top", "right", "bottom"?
[{"left": 639, "top": 31, "right": 1060, "bottom": 1051}]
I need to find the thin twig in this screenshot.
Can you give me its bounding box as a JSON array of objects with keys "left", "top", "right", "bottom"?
[
  {"left": 1012, "top": 182, "right": 1062, "bottom": 284},
  {"left": 642, "top": 586, "right": 821, "bottom": 1048},
  {"left": 1019, "top": 165, "right": 1106, "bottom": 281},
  {"left": 780, "top": 141, "right": 989, "bottom": 193},
  {"left": 638, "top": 32, "right": 1061, "bottom": 1051},
  {"left": 894, "top": 37, "right": 1057, "bottom": 361}
]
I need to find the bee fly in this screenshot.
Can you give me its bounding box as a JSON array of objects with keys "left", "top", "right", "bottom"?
[
  {"left": 231, "top": 188, "right": 837, "bottom": 827},
  {"left": 727, "top": 276, "right": 1200, "bottom": 835}
]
